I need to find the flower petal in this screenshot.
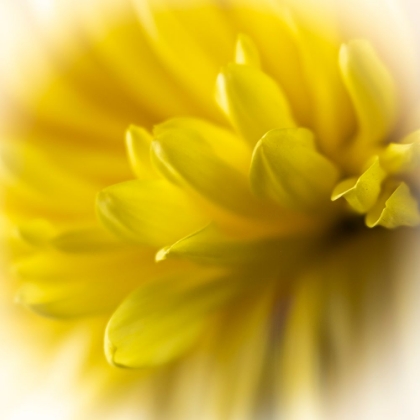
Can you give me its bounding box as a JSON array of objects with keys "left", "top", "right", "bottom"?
[
  {"left": 331, "top": 156, "right": 386, "bottom": 213},
  {"left": 215, "top": 63, "right": 295, "bottom": 146},
  {"left": 235, "top": 34, "right": 261, "bottom": 68},
  {"left": 172, "top": 286, "right": 274, "bottom": 419},
  {"left": 96, "top": 179, "right": 206, "bottom": 247},
  {"left": 0, "top": 141, "right": 96, "bottom": 219},
  {"left": 14, "top": 248, "right": 159, "bottom": 318},
  {"left": 151, "top": 121, "right": 267, "bottom": 218},
  {"left": 105, "top": 271, "right": 241, "bottom": 368},
  {"left": 366, "top": 182, "right": 420, "bottom": 228},
  {"left": 15, "top": 219, "right": 55, "bottom": 247},
  {"left": 156, "top": 224, "right": 314, "bottom": 268},
  {"left": 51, "top": 226, "right": 125, "bottom": 253},
  {"left": 132, "top": 0, "right": 232, "bottom": 119},
  {"left": 125, "top": 125, "right": 156, "bottom": 179},
  {"left": 250, "top": 128, "right": 339, "bottom": 212},
  {"left": 380, "top": 130, "right": 420, "bottom": 174},
  {"left": 288, "top": 11, "right": 356, "bottom": 155},
  {"left": 340, "top": 40, "right": 398, "bottom": 154}
]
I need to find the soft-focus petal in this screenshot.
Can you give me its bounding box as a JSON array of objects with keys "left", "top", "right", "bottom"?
[
  {"left": 380, "top": 130, "right": 420, "bottom": 174},
  {"left": 340, "top": 40, "right": 398, "bottom": 162},
  {"left": 234, "top": 33, "right": 261, "bottom": 68},
  {"left": 287, "top": 8, "right": 356, "bottom": 156},
  {"left": 105, "top": 271, "right": 242, "bottom": 368},
  {"left": 96, "top": 179, "right": 206, "bottom": 247},
  {"left": 216, "top": 63, "right": 295, "bottom": 146},
  {"left": 125, "top": 125, "right": 156, "bottom": 179},
  {"left": 156, "top": 224, "right": 314, "bottom": 267},
  {"left": 14, "top": 248, "right": 158, "bottom": 317}
]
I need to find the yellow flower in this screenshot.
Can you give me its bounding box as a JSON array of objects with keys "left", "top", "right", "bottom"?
[{"left": 2, "top": 0, "right": 420, "bottom": 418}]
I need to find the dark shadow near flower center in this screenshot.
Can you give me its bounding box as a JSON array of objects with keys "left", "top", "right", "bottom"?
[{"left": 331, "top": 215, "right": 367, "bottom": 240}]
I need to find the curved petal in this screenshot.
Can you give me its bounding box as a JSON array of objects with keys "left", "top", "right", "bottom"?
[
  {"left": 156, "top": 224, "right": 315, "bottom": 268},
  {"left": 105, "top": 271, "right": 242, "bottom": 368},
  {"left": 13, "top": 247, "right": 162, "bottom": 318},
  {"left": 250, "top": 128, "right": 339, "bottom": 212},
  {"left": 234, "top": 34, "right": 261, "bottom": 68},
  {"left": 340, "top": 40, "right": 398, "bottom": 156},
  {"left": 151, "top": 121, "right": 268, "bottom": 218},
  {"left": 287, "top": 9, "right": 355, "bottom": 155},
  {"left": 125, "top": 125, "right": 156, "bottom": 179},
  {"left": 331, "top": 156, "right": 386, "bottom": 213},
  {"left": 380, "top": 130, "right": 420, "bottom": 174},
  {"left": 216, "top": 63, "right": 295, "bottom": 146},
  {"left": 366, "top": 182, "right": 420, "bottom": 228},
  {"left": 96, "top": 179, "right": 206, "bottom": 247},
  {"left": 0, "top": 141, "right": 97, "bottom": 219}
]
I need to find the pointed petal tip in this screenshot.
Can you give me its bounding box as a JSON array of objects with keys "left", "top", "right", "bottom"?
[
  {"left": 104, "top": 337, "right": 127, "bottom": 369},
  {"left": 365, "top": 182, "right": 420, "bottom": 229},
  {"left": 155, "top": 247, "right": 170, "bottom": 262},
  {"left": 235, "top": 33, "right": 261, "bottom": 68}
]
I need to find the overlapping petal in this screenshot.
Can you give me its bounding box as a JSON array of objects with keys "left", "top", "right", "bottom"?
[
  {"left": 105, "top": 270, "right": 245, "bottom": 368},
  {"left": 151, "top": 119, "right": 269, "bottom": 218},
  {"left": 366, "top": 182, "right": 420, "bottom": 228},
  {"left": 331, "top": 157, "right": 386, "bottom": 214},
  {"left": 216, "top": 63, "right": 295, "bottom": 146},
  {"left": 340, "top": 40, "right": 398, "bottom": 162},
  {"left": 156, "top": 224, "right": 314, "bottom": 267},
  {"left": 96, "top": 179, "right": 206, "bottom": 247},
  {"left": 250, "top": 128, "right": 339, "bottom": 212}
]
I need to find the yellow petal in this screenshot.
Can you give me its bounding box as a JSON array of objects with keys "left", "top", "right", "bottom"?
[
  {"left": 250, "top": 128, "right": 339, "bottom": 212},
  {"left": 96, "top": 180, "right": 205, "bottom": 247},
  {"left": 380, "top": 130, "right": 420, "bottom": 174},
  {"left": 234, "top": 34, "right": 261, "bottom": 68},
  {"left": 153, "top": 117, "right": 251, "bottom": 173},
  {"left": 51, "top": 226, "right": 125, "bottom": 253},
  {"left": 227, "top": 4, "right": 311, "bottom": 126},
  {"left": 366, "top": 182, "right": 420, "bottom": 228},
  {"left": 156, "top": 224, "right": 314, "bottom": 267},
  {"left": 16, "top": 280, "right": 128, "bottom": 319},
  {"left": 125, "top": 125, "right": 156, "bottom": 179},
  {"left": 151, "top": 121, "right": 266, "bottom": 218},
  {"left": 182, "top": 287, "right": 274, "bottom": 419},
  {"left": 278, "top": 273, "right": 324, "bottom": 418},
  {"left": 15, "top": 219, "right": 55, "bottom": 247},
  {"left": 132, "top": 0, "right": 232, "bottom": 120},
  {"left": 105, "top": 271, "right": 240, "bottom": 368},
  {"left": 340, "top": 40, "right": 398, "bottom": 155},
  {"left": 287, "top": 10, "right": 356, "bottom": 156},
  {"left": 0, "top": 141, "right": 96, "bottom": 219},
  {"left": 14, "top": 248, "right": 158, "bottom": 318},
  {"left": 216, "top": 63, "right": 295, "bottom": 146},
  {"left": 331, "top": 157, "right": 386, "bottom": 213}
]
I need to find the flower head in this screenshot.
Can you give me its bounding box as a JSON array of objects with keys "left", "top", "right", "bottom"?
[{"left": 2, "top": 0, "right": 420, "bottom": 417}]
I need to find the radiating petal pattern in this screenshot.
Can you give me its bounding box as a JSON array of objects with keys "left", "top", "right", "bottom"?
[{"left": 2, "top": 2, "right": 420, "bottom": 418}]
